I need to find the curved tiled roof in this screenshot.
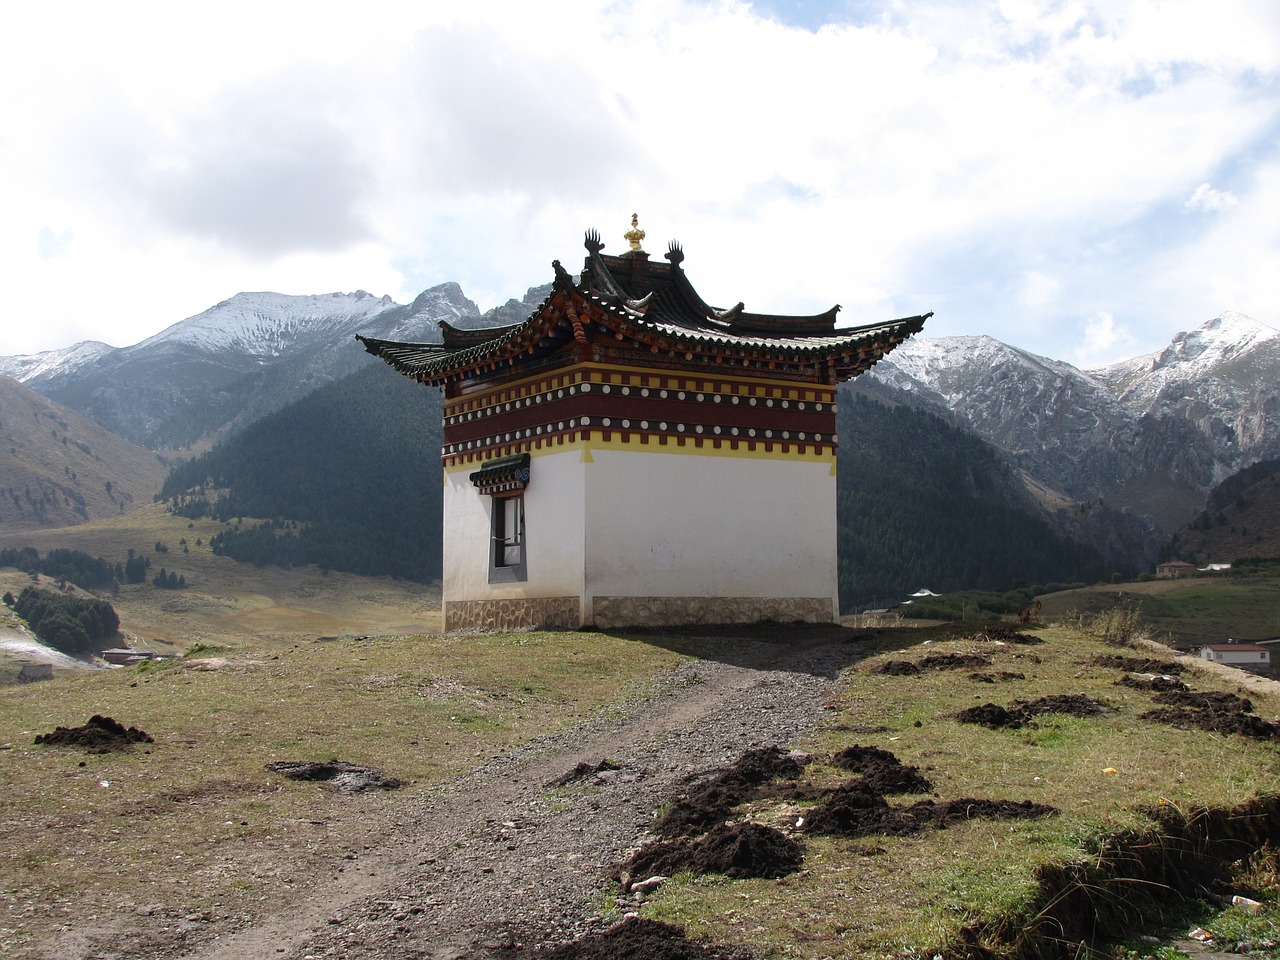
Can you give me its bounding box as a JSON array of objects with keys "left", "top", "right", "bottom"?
[{"left": 357, "top": 232, "right": 928, "bottom": 384}]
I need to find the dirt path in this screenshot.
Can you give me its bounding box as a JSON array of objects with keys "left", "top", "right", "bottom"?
[{"left": 156, "top": 630, "right": 863, "bottom": 960}]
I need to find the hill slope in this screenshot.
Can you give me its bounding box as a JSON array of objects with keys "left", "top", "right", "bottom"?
[
  {"left": 6, "top": 284, "right": 552, "bottom": 451},
  {"left": 159, "top": 362, "right": 444, "bottom": 582},
  {"left": 869, "top": 312, "right": 1280, "bottom": 532},
  {"left": 158, "top": 372, "right": 1140, "bottom": 606},
  {"left": 1163, "top": 456, "right": 1280, "bottom": 565},
  {"left": 0, "top": 377, "right": 167, "bottom": 531}
]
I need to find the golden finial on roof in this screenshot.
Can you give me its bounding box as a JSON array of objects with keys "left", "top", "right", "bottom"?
[{"left": 624, "top": 213, "right": 646, "bottom": 252}]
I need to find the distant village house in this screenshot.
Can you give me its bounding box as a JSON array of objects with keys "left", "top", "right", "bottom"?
[
  {"left": 1199, "top": 641, "right": 1272, "bottom": 672},
  {"left": 1156, "top": 561, "right": 1197, "bottom": 579}
]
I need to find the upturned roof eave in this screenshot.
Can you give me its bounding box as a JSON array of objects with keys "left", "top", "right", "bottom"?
[{"left": 358, "top": 303, "right": 929, "bottom": 384}]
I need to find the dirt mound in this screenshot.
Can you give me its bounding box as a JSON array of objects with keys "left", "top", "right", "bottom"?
[
  {"left": 956, "top": 694, "right": 1109, "bottom": 729},
  {"left": 265, "top": 760, "right": 404, "bottom": 793},
  {"left": 830, "top": 744, "right": 932, "bottom": 794},
  {"left": 921, "top": 653, "right": 993, "bottom": 670},
  {"left": 653, "top": 747, "right": 804, "bottom": 838},
  {"left": 954, "top": 702, "right": 1024, "bottom": 729},
  {"left": 800, "top": 779, "right": 912, "bottom": 837},
  {"left": 1140, "top": 708, "right": 1280, "bottom": 739},
  {"left": 966, "top": 626, "right": 1043, "bottom": 644},
  {"left": 621, "top": 823, "right": 804, "bottom": 881},
  {"left": 876, "top": 653, "right": 992, "bottom": 676},
  {"left": 875, "top": 660, "right": 920, "bottom": 676},
  {"left": 1140, "top": 690, "right": 1280, "bottom": 740},
  {"left": 1021, "top": 694, "right": 1110, "bottom": 717},
  {"left": 905, "top": 797, "right": 1057, "bottom": 827},
  {"left": 1090, "top": 655, "right": 1184, "bottom": 674},
  {"left": 1118, "top": 673, "right": 1187, "bottom": 692},
  {"left": 1153, "top": 690, "right": 1254, "bottom": 713},
  {"left": 529, "top": 917, "right": 754, "bottom": 959},
  {"left": 801, "top": 781, "right": 1055, "bottom": 838},
  {"left": 34, "top": 715, "right": 154, "bottom": 753},
  {"left": 546, "top": 759, "right": 620, "bottom": 788}
]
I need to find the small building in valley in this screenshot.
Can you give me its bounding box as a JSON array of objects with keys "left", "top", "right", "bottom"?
[
  {"left": 1199, "top": 641, "right": 1272, "bottom": 671},
  {"left": 359, "top": 219, "right": 927, "bottom": 630},
  {"left": 1156, "top": 561, "right": 1197, "bottom": 579}
]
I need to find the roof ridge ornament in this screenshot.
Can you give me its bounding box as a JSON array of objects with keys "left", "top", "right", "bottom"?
[
  {"left": 624, "top": 213, "right": 646, "bottom": 252},
  {"left": 665, "top": 240, "right": 684, "bottom": 265},
  {"left": 624, "top": 291, "right": 654, "bottom": 315},
  {"left": 584, "top": 229, "right": 604, "bottom": 254},
  {"left": 551, "top": 259, "right": 576, "bottom": 290}
]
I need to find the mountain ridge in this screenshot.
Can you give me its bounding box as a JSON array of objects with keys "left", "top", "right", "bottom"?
[{"left": 2, "top": 285, "right": 1276, "bottom": 555}]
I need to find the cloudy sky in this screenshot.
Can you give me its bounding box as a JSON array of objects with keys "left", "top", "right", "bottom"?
[{"left": 3, "top": 0, "right": 1278, "bottom": 367}]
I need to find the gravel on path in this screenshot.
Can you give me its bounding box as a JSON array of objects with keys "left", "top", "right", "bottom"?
[{"left": 172, "top": 629, "right": 865, "bottom": 960}]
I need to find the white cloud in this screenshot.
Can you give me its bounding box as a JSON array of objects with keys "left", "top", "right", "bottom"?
[
  {"left": 1, "top": 0, "right": 1279, "bottom": 359},
  {"left": 1071, "top": 310, "right": 1136, "bottom": 367},
  {"left": 1185, "top": 182, "right": 1240, "bottom": 212}
]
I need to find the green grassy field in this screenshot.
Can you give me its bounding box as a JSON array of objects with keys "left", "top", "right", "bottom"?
[
  {"left": 643, "top": 620, "right": 1280, "bottom": 959},
  {"left": 0, "top": 505, "right": 442, "bottom": 672},
  {"left": 1039, "top": 574, "right": 1280, "bottom": 649}
]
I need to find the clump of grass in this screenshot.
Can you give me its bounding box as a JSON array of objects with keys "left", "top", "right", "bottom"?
[{"left": 1073, "top": 605, "right": 1149, "bottom": 646}]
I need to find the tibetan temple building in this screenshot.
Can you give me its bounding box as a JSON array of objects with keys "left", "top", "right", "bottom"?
[{"left": 358, "top": 218, "right": 928, "bottom": 630}]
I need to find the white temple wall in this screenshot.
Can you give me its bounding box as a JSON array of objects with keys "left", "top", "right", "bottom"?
[
  {"left": 581, "top": 447, "right": 838, "bottom": 624},
  {"left": 442, "top": 450, "right": 585, "bottom": 602},
  {"left": 441, "top": 450, "right": 587, "bottom": 630}
]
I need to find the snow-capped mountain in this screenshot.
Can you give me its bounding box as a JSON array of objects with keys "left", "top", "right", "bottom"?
[
  {"left": 7, "top": 282, "right": 548, "bottom": 449},
  {"left": 132, "top": 290, "right": 399, "bottom": 359},
  {"left": 866, "top": 312, "right": 1280, "bottom": 532},
  {"left": 1092, "top": 311, "right": 1280, "bottom": 414},
  {"left": 0, "top": 340, "right": 115, "bottom": 383},
  {"left": 4, "top": 283, "right": 1275, "bottom": 544}
]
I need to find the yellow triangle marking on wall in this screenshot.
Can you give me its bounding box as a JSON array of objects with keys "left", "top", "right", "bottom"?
[{"left": 580, "top": 447, "right": 595, "bottom": 463}]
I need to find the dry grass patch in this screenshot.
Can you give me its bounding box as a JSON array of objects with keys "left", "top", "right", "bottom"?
[
  {"left": 644, "top": 621, "right": 1280, "bottom": 960},
  {"left": 0, "top": 629, "right": 687, "bottom": 955}
]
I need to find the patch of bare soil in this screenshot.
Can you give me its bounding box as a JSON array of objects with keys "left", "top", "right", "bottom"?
[
  {"left": 830, "top": 744, "right": 933, "bottom": 794},
  {"left": 619, "top": 822, "right": 805, "bottom": 881},
  {"left": 33, "top": 714, "right": 154, "bottom": 753},
  {"left": 955, "top": 694, "right": 1110, "bottom": 730},
  {"left": 910, "top": 797, "right": 1057, "bottom": 827},
  {"left": 1118, "top": 673, "right": 1188, "bottom": 692},
  {"left": 1154, "top": 690, "right": 1254, "bottom": 713},
  {"left": 800, "top": 777, "right": 1055, "bottom": 839},
  {"left": 516, "top": 917, "right": 754, "bottom": 960},
  {"left": 876, "top": 659, "right": 921, "bottom": 675},
  {"left": 876, "top": 653, "right": 993, "bottom": 675},
  {"left": 653, "top": 746, "right": 806, "bottom": 838},
  {"left": 546, "top": 759, "right": 621, "bottom": 788},
  {"left": 963, "top": 625, "right": 1043, "bottom": 644},
  {"left": 1140, "top": 690, "right": 1280, "bottom": 740},
  {"left": 264, "top": 760, "right": 405, "bottom": 793},
  {"left": 1090, "top": 654, "right": 1185, "bottom": 674},
  {"left": 799, "top": 779, "right": 909, "bottom": 837}
]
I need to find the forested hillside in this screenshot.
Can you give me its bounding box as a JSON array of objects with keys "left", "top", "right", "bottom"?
[
  {"left": 158, "top": 367, "right": 1123, "bottom": 608},
  {"left": 159, "top": 363, "right": 443, "bottom": 582},
  {"left": 835, "top": 392, "right": 1115, "bottom": 608},
  {"left": 1162, "top": 457, "right": 1280, "bottom": 565}
]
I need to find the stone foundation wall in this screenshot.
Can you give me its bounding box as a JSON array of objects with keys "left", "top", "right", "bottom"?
[
  {"left": 590, "top": 596, "right": 834, "bottom": 630},
  {"left": 444, "top": 597, "right": 582, "bottom": 632}
]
